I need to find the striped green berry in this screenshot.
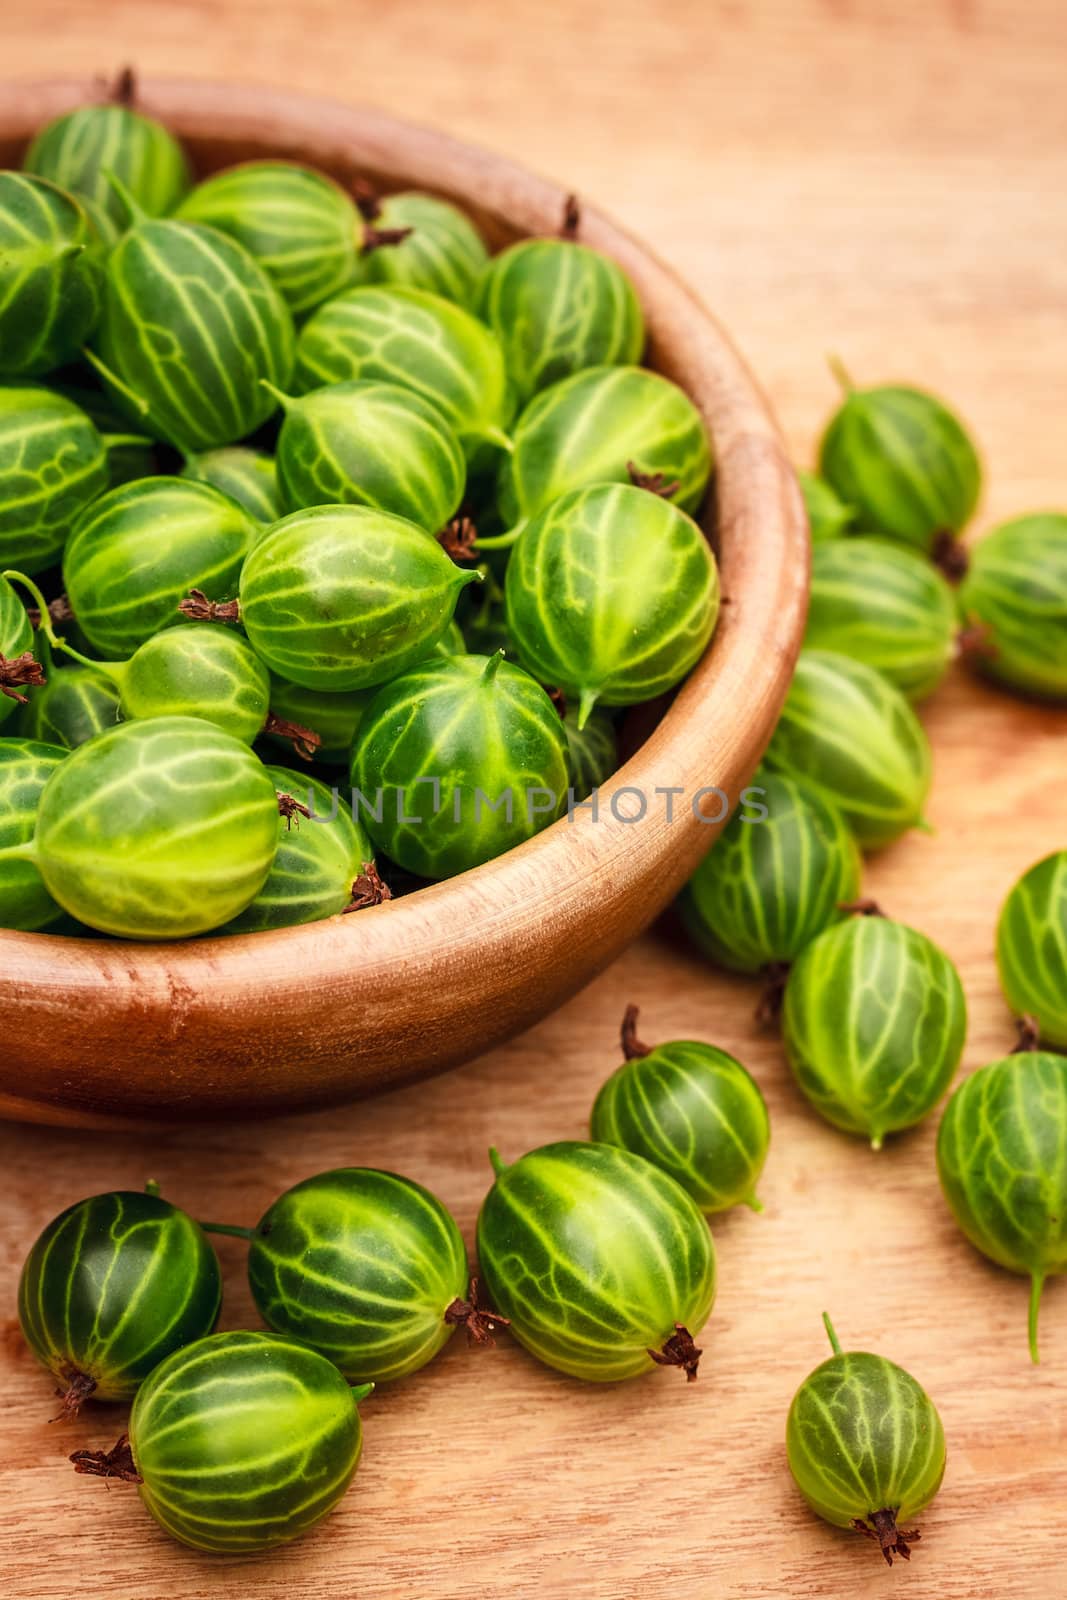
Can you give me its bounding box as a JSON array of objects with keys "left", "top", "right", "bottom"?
[
  {"left": 294, "top": 284, "right": 512, "bottom": 458},
  {"left": 563, "top": 706, "right": 617, "bottom": 801},
  {"left": 805, "top": 536, "right": 957, "bottom": 701},
  {"left": 0, "top": 736, "right": 67, "bottom": 929},
  {"left": 764, "top": 649, "right": 933, "bottom": 849},
  {"left": 0, "top": 575, "right": 37, "bottom": 729},
  {"left": 996, "top": 851, "right": 1067, "bottom": 1048},
  {"left": 680, "top": 771, "right": 862, "bottom": 975},
  {"left": 272, "top": 379, "right": 466, "bottom": 531},
  {"left": 958, "top": 513, "right": 1067, "bottom": 700},
  {"left": 1, "top": 715, "right": 279, "bottom": 939},
  {"left": 490, "top": 365, "right": 712, "bottom": 544},
  {"left": 477, "top": 1140, "right": 716, "bottom": 1383},
  {"left": 264, "top": 676, "right": 372, "bottom": 765},
  {"left": 786, "top": 1314, "right": 946, "bottom": 1565},
  {"left": 0, "top": 386, "right": 109, "bottom": 573},
  {"left": 223, "top": 769, "right": 373, "bottom": 932},
  {"left": 62, "top": 477, "right": 261, "bottom": 660},
  {"left": 351, "top": 652, "right": 570, "bottom": 879},
  {"left": 938, "top": 1052, "right": 1067, "bottom": 1363},
  {"left": 248, "top": 1167, "right": 470, "bottom": 1382},
  {"left": 819, "top": 372, "right": 981, "bottom": 554},
  {"left": 591, "top": 1007, "right": 769, "bottom": 1213},
  {"left": 782, "top": 914, "right": 967, "bottom": 1148},
  {"left": 238, "top": 504, "right": 479, "bottom": 693},
  {"left": 92, "top": 192, "right": 295, "bottom": 451},
  {"left": 103, "top": 627, "right": 270, "bottom": 743},
  {"left": 798, "top": 469, "right": 855, "bottom": 542},
  {"left": 115, "top": 1330, "right": 369, "bottom": 1552},
  {"left": 354, "top": 190, "right": 488, "bottom": 306},
  {"left": 477, "top": 237, "right": 644, "bottom": 405},
  {"left": 175, "top": 161, "right": 358, "bottom": 314},
  {"left": 505, "top": 483, "right": 719, "bottom": 726},
  {"left": 18, "top": 1188, "right": 221, "bottom": 1414},
  {"left": 25, "top": 93, "right": 191, "bottom": 226},
  {"left": 18, "top": 662, "right": 122, "bottom": 749},
  {"left": 0, "top": 172, "right": 103, "bottom": 376},
  {"left": 181, "top": 446, "right": 282, "bottom": 524}
]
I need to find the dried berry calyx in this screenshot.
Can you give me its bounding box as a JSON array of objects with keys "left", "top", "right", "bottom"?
[
  {"left": 437, "top": 516, "right": 479, "bottom": 561},
  {"left": 851, "top": 1509, "right": 921, "bottom": 1568},
  {"left": 178, "top": 588, "right": 241, "bottom": 624},
  {"left": 277, "top": 793, "right": 312, "bottom": 830},
  {"left": 0, "top": 651, "right": 46, "bottom": 703},
  {"left": 620, "top": 1002, "right": 652, "bottom": 1060},
  {"left": 443, "top": 1277, "right": 511, "bottom": 1345},
  {"left": 70, "top": 1433, "right": 142, "bottom": 1483},
  {"left": 560, "top": 193, "right": 581, "bottom": 240},
  {"left": 262, "top": 711, "right": 322, "bottom": 761},
  {"left": 647, "top": 1323, "right": 702, "bottom": 1382},
  {"left": 51, "top": 1369, "right": 97, "bottom": 1422},
  {"left": 932, "top": 530, "right": 970, "bottom": 580},
  {"left": 344, "top": 861, "right": 392, "bottom": 912},
  {"left": 361, "top": 223, "right": 414, "bottom": 256},
  {"left": 627, "top": 459, "right": 681, "bottom": 499}
]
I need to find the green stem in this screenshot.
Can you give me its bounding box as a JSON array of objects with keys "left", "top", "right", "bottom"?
[
  {"left": 472, "top": 522, "right": 526, "bottom": 552},
  {"left": 822, "top": 1312, "right": 842, "bottom": 1356},
  {"left": 100, "top": 432, "right": 153, "bottom": 451},
  {"left": 488, "top": 1146, "right": 506, "bottom": 1177},
  {"left": 577, "top": 687, "right": 599, "bottom": 731},
  {"left": 482, "top": 650, "right": 505, "bottom": 684},
  {"left": 199, "top": 1222, "right": 256, "bottom": 1241},
  {"left": 144, "top": 1179, "right": 161, "bottom": 1197},
  {"left": 259, "top": 379, "right": 293, "bottom": 411},
  {"left": 743, "top": 1193, "right": 764, "bottom": 1214},
  {"left": 3, "top": 571, "right": 120, "bottom": 682},
  {"left": 1028, "top": 1272, "right": 1045, "bottom": 1365},
  {"left": 828, "top": 354, "right": 856, "bottom": 395},
  {"left": 81, "top": 347, "right": 151, "bottom": 421},
  {"left": 474, "top": 424, "right": 514, "bottom": 455},
  {"left": 350, "top": 1382, "right": 374, "bottom": 1403},
  {"left": 102, "top": 169, "right": 148, "bottom": 227}
]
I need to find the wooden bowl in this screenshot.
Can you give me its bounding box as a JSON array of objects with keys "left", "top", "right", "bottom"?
[{"left": 0, "top": 78, "right": 808, "bottom": 1129}]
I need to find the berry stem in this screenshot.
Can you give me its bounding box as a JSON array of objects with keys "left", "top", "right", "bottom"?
[
  {"left": 822, "top": 1311, "right": 843, "bottom": 1356},
  {"left": 620, "top": 1004, "right": 652, "bottom": 1060},
  {"left": 1029, "top": 1272, "right": 1045, "bottom": 1365},
  {"left": 198, "top": 1221, "right": 255, "bottom": 1241}
]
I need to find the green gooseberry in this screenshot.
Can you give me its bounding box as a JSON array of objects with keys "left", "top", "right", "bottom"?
[
  {"left": 797, "top": 469, "right": 855, "bottom": 542},
  {"left": 0, "top": 386, "right": 109, "bottom": 573},
  {"left": 294, "top": 283, "right": 512, "bottom": 458},
  {"left": 591, "top": 1005, "right": 769, "bottom": 1213},
  {"left": 264, "top": 676, "right": 372, "bottom": 766},
  {"left": 818, "top": 365, "right": 982, "bottom": 555},
  {"left": 505, "top": 483, "right": 719, "bottom": 726},
  {"left": 0, "top": 173, "right": 103, "bottom": 376},
  {"left": 181, "top": 445, "right": 282, "bottom": 524},
  {"left": 483, "top": 365, "right": 713, "bottom": 548},
  {"left": 24, "top": 80, "right": 192, "bottom": 226},
  {"left": 996, "top": 851, "right": 1067, "bottom": 1049},
  {"left": 270, "top": 378, "right": 466, "bottom": 531},
  {"left": 62, "top": 476, "right": 261, "bottom": 660},
  {"left": 563, "top": 706, "right": 617, "bottom": 801},
  {"left": 18, "top": 1186, "right": 221, "bottom": 1415},
  {"left": 476, "top": 1140, "right": 716, "bottom": 1383},
  {"left": 958, "top": 513, "right": 1067, "bottom": 700},
  {"left": 0, "top": 715, "right": 279, "bottom": 939},
  {"left": 222, "top": 768, "right": 376, "bottom": 933},
  {"left": 679, "top": 770, "right": 861, "bottom": 975},
  {"left": 0, "top": 736, "right": 67, "bottom": 930},
  {"left": 72, "top": 1331, "right": 370, "bottom": 1553},
  {"left": 805, "top": 536, "right": 958, "bottom": 700},
  {"left": 353, "top": 189, "right": 489, "bottom": 305},
  {"left": 18, "top": 661, "right": 122, "bottom": 749},
  {"left": 477, "top": 236, "right": 644, "bottom": 406},
  {"left": 782, "top": 913, "right": 967, "bottom": 1148},
  {"left": 764, "top": 649, "right": 933, "bottom": 849},
  {"left": 246, "top": 1167, "right": 478, "bottom": 1382},
  {"left": 0, "top": 574, "right": 38, "bottom": 728},
  {"left": 786, "top": 1313, "right": 946, "bottom": 1566},
  {"left": 175, "top": 160, "right": 359, "bottom": 314},
  {"left": 47, "top": 379, "right": 157, "bottom": 487},
  {"left": 351, "top": 651, "right": 570, "bottom": 879},
  {"left": 937, "top": 1052, "right": 1067, "bottom": 1363},
  {"left": 89, "top": 179, "right": 295, "bottom": 452},
  {"left": 233, "top": 505, "right": 480, "bottom": 693}
]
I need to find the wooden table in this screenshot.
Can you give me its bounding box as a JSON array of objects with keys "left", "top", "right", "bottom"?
[{"left": 3, "top": 3, "right": 1066, "bottom": 1596}]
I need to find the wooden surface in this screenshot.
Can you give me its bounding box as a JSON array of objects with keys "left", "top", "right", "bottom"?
[
  {"left": 2, "top": 2, "right": 1066, "bottom": 1597},
  {"left": 0, "top": 82, "right": 808, "bottom": 1129}
]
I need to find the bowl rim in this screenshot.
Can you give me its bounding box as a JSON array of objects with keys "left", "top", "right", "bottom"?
[{"left": 0, "top": 76, "right": 809, "bottom": 1125}]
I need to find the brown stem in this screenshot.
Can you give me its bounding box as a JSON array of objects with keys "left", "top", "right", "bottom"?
[
  {"left": 49, "top": 1370, "right": 97, "bottom": 1422},
  {"left": 361, "top": 223, "right": 414, "bottom": 256},
  {"left": 958, "top": 618, "right": 998, "bottom": 660},
  {"left": 343, "top": 861, "right": 393, "bottom": 913},
  {"left": 437, "top": 516, "right": 479, "bottom": 562},
  {"left": 277, "top": 793, "right": 312, "bottom": 831},
  {"left": 851, "top": 1509, "right": 921, "bottom": 1567},
  {"left": 0, "top": 651, "right": 45, "bottom": 704},
  {"left": 838, "top": 899, "right": 887, "bottom": 918},
  {"left": 111, "top": 66, "right": 137, "bottom": 106},
  {"left": 1011, "top": 1014, "right": 1042, "bottom": 1054},
  {"left": 178, "top": 589, "right": 240, "bottom": 624},
  {"left": 443, "top": 1277, "right": 510, "bottom": 1346},
  {"left": 351, "top": 176, "right": 382, "bottom": 222},
  {"left": 547, "top": 686, "right": 567, "bottom": 719},
  {"left": 620, "top": 1003, "right": 652, "bottom": 1060},
  {"left": 626, "top": 461, "right": 681, "bottom": 499},
  {"left": 560, "top": 193, "right": 581, "bottom": 240},
  {"left": 263, "top": 711, "right": 322, "bottom": 761},
  {"left": 26, "top": 594, "right": 74, "bottom": 630},
  {"left": 647, "top": 1323, "right": 702, "bottom": 1382},
  {"left": 70, "top": 1434, "right": 141, "bottom": 1484},
  {"left": 755, "top": 961, "right": 791, "bottom": 1027},
  {"left": 932, "top": 530, "right": 969, "bottom": 581}
]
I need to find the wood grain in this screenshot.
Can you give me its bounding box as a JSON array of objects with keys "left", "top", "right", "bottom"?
[
  {"left": 2, "top": 1, "right": 1066, "bottom": 1597},
  {"left": 0, "top": 79, "right": 807, "bottom": 1126}
]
